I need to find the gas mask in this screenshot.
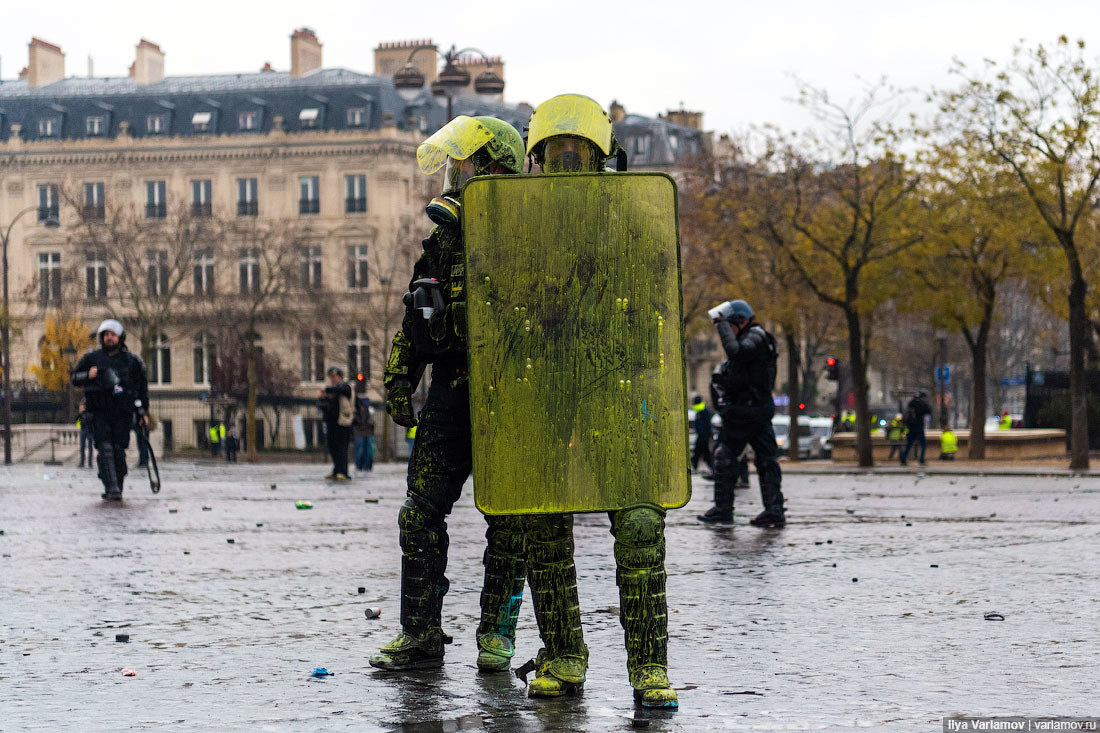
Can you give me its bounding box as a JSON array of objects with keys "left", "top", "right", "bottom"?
[
  {"left": 426, "top": 149, "right": 498, "bottom": 227},
  {"left": 540, "top": 136, "right": 602, "bottom": 173}
]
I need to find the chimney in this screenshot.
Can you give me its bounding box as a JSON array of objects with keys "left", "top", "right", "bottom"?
[
  {"left": 134, "top": 39, "right": 165, "bottom": 85},
  {"left": 609, "top": 100, "right": 626, "bottom": 123},
  {"left": 27, "top": 37, "right": 65, "bottom": 87},
  {"left": 291, "top": 28, "right": 322, "bottom": 78},
  {"left": 374, "top": 40, "right": 438, "bottom": 84}
]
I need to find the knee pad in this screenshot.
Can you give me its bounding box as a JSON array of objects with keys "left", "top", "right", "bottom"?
[
  {"left": 713, "top": 443, "right": 734, "bottom": 469},
  {"left": 484, "top": 515, "right": 525, "bottom": 558},
  {"left": 613, "top": 506, "right": 665, "bottom": 548}
]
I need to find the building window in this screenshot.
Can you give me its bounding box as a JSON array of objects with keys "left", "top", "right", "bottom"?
[
  {"left": 147, "top": 113, "right": 166, "bottom": 135},
  {"left": 299, "top": 176, "right": 320, "bottom": 215},
  {"left": 300, "top": 330, "right": 324, "bottom": 382},
  {"left": 146, "top": 180, "right": 167, "bottom": 219},
  {"left": 239, "top": 247, "right": 260, "bottom": 294},
  {"left": 38, "top": 252, "right": 62, "bottom": 303},
  {"left": 346, "top": 245, "right": 369, "bottom": 289},
  {"left": 347, "top": 107, "right": 366, "bottom": 127},
  {"left": 633, "top": 135, "right": 649, "bottom": 158},
  {"left": 83, "top": 182, "right": 105, "bottom": 221},
  {"left": 299, "top": 245, "right": 322, "bottom": 290},
  {"left": 191, "top": 179, "right": 212, "bottom": 217},
  {"left": 193, "top": 332, "right": 216, "bottom": 384},
  {"left": 192, "top": 111, "right": 212, "bottom": 133},
  {"left": 37, "top": 183, "right": 59, "bottom": 222},
  {"left": 239, "top": 110, "right": 259, "bottom": 131},
  {"left": 85, "top": 250, "right": 108, "bottom": 299},
  {"left": 237, "top": 177, "right": 258, "bottom": 217},
  {"left": 299, "top": 108, "right": 319, "bottom": 129},
  {"left": 345, "top": 174, "right": 367, "bottom": 213},
  {"left": 193, "top": 248, "right": 215, "bottom": 296},
  {"left": 38, "top": 117, "right": 60, "bottom": 137},
  {"left": 148, "top": 333, "right": 172, "bottom": 385},
  {"left": 346, "top": 328, "right": 370, "bottom": 378},
  {"left": 86, "top": 116, "right": 105, "bottom": 136},
  {"left": 146, "top": 249, "right": 169, "bottom": 296}
]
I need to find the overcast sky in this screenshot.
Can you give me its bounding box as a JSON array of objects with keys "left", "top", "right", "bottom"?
[{"left": 5, "top": 0, "right": 1100, "bottom": 135}]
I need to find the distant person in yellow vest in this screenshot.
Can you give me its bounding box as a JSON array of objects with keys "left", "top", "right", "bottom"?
[
  {"left": 405, "top": 424, "right": 417, "bottom": 463},
  {"left": 998, "top": 411, "right": 1013, "bottom": 430},
  {"left": 208, "top": 423, "right": 222, "bottom": 457},
  {"left": 939, "top": 422, "right": 958, "bottom": 461},
  {"left": 886, "top": 414, "right": 906, "bottom": 460}
]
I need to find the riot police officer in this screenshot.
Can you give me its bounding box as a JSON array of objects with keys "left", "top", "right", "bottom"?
[
  {"left": 699, "top": 299, "right": 786, "bottom": 527},
  {"left": 516, "top": 94, "right": 678, "bottom": 708},
  {"left": 70, "top": 320, "right": 149, "bottom": 501},
  {"left": 369, "top": 116, "right": 529, "bottom": 673}
]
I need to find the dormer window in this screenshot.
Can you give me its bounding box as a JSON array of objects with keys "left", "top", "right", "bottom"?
[
  {"left": 239, "top": 110, "right": 259, "bottom": 131},
  {"left": 38, "top": 117, "right": 60, "bottom": 137},
  {"left": 147, "top": 113, "right": 166, "bottom": 135},
  {"left": 347, "top": 107, "right": 366, "bottom": 127},
  {"left": 86, "top": 116, "right": 105, "bottom": 136},
  {"left": 300, "top": 108, "right": 319, "bottom": 129},
  {"left": 192, "top": 111, "right": 212, "bottom": 132}
]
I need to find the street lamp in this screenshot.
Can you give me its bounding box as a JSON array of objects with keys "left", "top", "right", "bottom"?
[
  {"left": 391, "top": 44, "right": 505, "bottom": 121},
  {"left": 3, "top": 206, "right": 60, "bottom": 464}
]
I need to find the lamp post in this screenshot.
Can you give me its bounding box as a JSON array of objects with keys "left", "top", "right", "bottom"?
[
  {"left": 3, "top": 206, "right": 60, "bottom": 464},
  {"left": 391, "top": 44, "right": 505, "bottom": 121}
]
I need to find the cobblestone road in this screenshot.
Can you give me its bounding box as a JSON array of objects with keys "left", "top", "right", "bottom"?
[{"left": 1, "top": 460, "right": 1097, "bottom": 731}]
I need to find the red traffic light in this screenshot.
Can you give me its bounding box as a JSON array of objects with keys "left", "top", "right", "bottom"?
[
  {"left": 825, "top": 357, "right": 837, "bottom": 367},
  {"left": 797, "top": 402, "right": 806, "bottom": 410},
  {"left": 355, "top": 373, "right": 365, "bottom": 382}
]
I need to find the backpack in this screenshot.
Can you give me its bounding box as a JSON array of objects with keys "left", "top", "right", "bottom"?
[{"left": 337, "top": 393, "right": 354, "bottom": 427}]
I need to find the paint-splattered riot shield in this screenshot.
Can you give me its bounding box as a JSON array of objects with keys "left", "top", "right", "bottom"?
[{"left": 463, "top": 172, "right": 690, "bottom": 515}]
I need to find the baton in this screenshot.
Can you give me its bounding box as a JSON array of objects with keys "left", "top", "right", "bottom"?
[{"left": 133, "top": 401, "right": 161, "bottom": 493}]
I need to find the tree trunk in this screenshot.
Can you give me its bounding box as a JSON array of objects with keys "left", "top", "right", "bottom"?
[
  {"left": 246, "top": 340, "right": 258, "bottom": 462},
  {"left": 785, "top": 329, "right": 800, "bottom": 462},
  {"left": 967, "top": 319, "right": 990, "bottom": 460},
  {"left": 1067, "top": 272, "right": 1090, "bottom": 470},
  {"left": 845, "top": 307, "right": 873, "bottom": 466}
]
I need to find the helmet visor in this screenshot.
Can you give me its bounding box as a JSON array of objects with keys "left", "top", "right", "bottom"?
[
  {"left": 525, "top": 94, "right": 614, "bottom": 157},
  {"left": 417, "top": 115, "right": 495, "bottom": 175},
  {"left": 541, "top": 136, "right": 601, "bottom": 173}
]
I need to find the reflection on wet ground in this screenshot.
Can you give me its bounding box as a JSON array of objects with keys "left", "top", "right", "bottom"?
[{"left": 1, "top": 462, "right": 1097, "bottom": 731}]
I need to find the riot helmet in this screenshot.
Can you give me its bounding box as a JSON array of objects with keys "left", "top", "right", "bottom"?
[
  {"left": 526, "top": 94, "right": 623, "bottom": 172},
  {"left": 728, "top": 300, "right": 754, "bottom": 323},
  {"left": 417, "top": 115, "right": 525, "bottom": 194},
  {"left": 96, "top": 319, "right": 125, "bottom": 345}
]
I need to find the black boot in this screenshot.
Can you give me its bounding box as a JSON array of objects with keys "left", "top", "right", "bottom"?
[{"left": 98, "top": 446, "right": 122, "bottom": 500}]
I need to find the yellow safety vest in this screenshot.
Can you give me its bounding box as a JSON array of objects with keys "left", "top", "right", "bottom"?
[
  {"left": 209, "top": 425, "right": 220, "bottom": 443},
  {"left": 407, "top": 425, "right": 417, "bottom": 440},
  {"left": 940, "top": 430, "right": 958, "bottom": 454},
  {"left": 999, "top": 416, "right": 1012, "bottom": 430}
]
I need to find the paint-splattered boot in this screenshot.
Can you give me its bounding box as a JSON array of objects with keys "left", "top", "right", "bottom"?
[
  {"left": 528, "top": 647, "right": 587, "bottom": 697},
  {"left": 476, "top": 517, "right": 526, "bottom": 672},
  {"left": 613, "top": 506, "right": 678, "bottom": 709},
  {"left": 369, "top": 627, "right": 446, "bottom": 670},
  {"left": 523, "top": 513, "right": 587, "bottom": 697}
]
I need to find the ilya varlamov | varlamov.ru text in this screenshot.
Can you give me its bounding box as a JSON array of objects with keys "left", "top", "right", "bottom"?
[{"left": 944, "top": 719, "right": 1099, "bottom": 732}]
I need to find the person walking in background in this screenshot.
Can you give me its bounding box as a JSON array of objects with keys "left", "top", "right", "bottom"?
[
  {"left": 353, "top": 381, "right": 375, "bottom": 472},
  {"left": 886, "top": 413, "right": 906, "bottom": 461},
  {"left": 225, "top": 426, "right": 239, "bottom": 463},
  {"left": 689, "top": 394, "right": 715, "bottom": 476},
  {"left": 320, "top": 366, "right": 353, "bottom": 481},
  {"left": 77, "top": 399, "right": 94, "bottom": 468},
  {"left": 70, "top": 319, "right": 149, "bottom": 501},
  {"left": 998, "top": 410, "right": 1013, "bottom": 430},
  {"left": 899, "top": 391, "right": 932, "bottom": 466}
]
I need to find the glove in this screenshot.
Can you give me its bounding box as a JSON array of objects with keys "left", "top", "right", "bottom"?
[{"left": 386, "top": 381, "right": 417, "bottom": 428}]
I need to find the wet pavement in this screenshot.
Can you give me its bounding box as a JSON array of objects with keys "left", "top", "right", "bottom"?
[{"left": 1, "top": 460, "right": 1098, "bottom": 731}]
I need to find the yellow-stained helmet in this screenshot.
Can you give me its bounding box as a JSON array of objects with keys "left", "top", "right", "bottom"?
[
  {"left": 526, "top": 94, "right": 614, "bottom": 157},
  {"left": 417, "top": 115, "right": 524, "bottom": 195}
]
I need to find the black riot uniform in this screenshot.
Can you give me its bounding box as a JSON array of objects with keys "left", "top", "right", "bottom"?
[
  {"left": 372, "top": 226, "right": 526, "bottom": 670},
  {"left": 71, "top": 342, "right": 149, "bottom": 500},
  {"left": 702, "top": 314, "right": 786, "bottom": 527}
]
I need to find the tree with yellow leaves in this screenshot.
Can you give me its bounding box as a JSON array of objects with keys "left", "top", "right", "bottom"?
[{"left": 30, "top": 312, "right": 94, "bottom": 392}]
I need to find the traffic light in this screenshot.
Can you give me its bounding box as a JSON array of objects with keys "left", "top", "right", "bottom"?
[
  {"left": 354, "top": 372, "right": 366, "bottom": 393},
  {"left": 825, "top": 357, "right": 839, "bottom": 381}
]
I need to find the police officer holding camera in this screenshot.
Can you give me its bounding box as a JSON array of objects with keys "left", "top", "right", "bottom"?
[
  {"left": 699, "top": 300, "right": 786, "bottom": 528},
  {"left": 70, "top": 319, "right": 149, "bottom": 501}
]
